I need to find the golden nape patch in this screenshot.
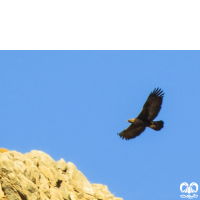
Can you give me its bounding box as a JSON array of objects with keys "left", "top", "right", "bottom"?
[
  {"left": 0, "top": 148, "right": 9, "bottom": 153},
  {"left": 127, "top": 118, "right": 135, "bottom": 123}
]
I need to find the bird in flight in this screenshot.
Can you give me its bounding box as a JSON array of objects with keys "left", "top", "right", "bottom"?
[{"left": 118, "top": 88, "right": 164, "bottom": 140}]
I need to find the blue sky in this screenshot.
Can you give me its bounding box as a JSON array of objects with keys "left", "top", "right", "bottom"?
[{"left": 0, "top": 51, "right": 200, "bottom": 200}]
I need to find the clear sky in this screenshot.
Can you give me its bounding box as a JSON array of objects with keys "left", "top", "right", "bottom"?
[{"left": 0, "top": 51, "right": 200, "bottom": 200}]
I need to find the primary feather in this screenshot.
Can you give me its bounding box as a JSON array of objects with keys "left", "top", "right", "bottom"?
[{"left": 137, "top": 88, "right": 164, "bottom": 121}]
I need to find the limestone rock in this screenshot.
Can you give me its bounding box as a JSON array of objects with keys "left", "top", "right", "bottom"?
[
  {"left": 66, "top": 162, "right": 94, "bottom": 196},
  {"left": 0, "top": 150, "right": 123, "bottom": 200},
  {"left": 0, "top": 148, "right": 9, "bottom": 153}
]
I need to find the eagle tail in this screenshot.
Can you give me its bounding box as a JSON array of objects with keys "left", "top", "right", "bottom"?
[{"left": 149, "top": 120, "right": 164, "bottom": 131}]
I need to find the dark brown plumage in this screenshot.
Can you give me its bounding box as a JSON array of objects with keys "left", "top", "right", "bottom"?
[{"left": 118, "top": 88, "right": 164, "bottom": 140}]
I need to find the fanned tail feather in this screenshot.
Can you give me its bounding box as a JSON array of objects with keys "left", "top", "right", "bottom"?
[{"left": 149, "top": 120, "right": 164, "bottom": 131}]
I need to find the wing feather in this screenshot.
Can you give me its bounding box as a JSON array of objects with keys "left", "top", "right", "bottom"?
[
  {"left": 137, "top": 88, "right": 164, "bottom": 121},
  {"left": 118, "top": 125, "right": 146, "bottom": 140}
]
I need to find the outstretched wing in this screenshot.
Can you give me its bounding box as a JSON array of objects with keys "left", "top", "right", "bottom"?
[
  {"left": 137, "top": 88, "right": 164, "bottom": 121},
  {"left": 118, "top": 124, "right": 146, "bottom": 140}
]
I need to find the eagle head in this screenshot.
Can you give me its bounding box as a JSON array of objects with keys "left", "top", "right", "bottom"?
[{"left": 127, "top": 118, "right": 135, "bottom": 123}]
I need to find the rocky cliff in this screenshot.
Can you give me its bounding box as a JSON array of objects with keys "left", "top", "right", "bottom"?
[{"left": 0, "top": 149, "right": 122, "bottom": 200}]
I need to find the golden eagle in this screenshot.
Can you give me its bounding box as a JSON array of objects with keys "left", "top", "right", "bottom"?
[{"left": 118, "top": 88, "right": 164, "bottom": 140}]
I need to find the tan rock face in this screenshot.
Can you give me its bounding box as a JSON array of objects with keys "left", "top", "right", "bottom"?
[
  {"left": 0, "top": 148, "right": 9, "bottom": 153},
  {"left": 0, "top": 150, "right": 123, "bottom": 200}
]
